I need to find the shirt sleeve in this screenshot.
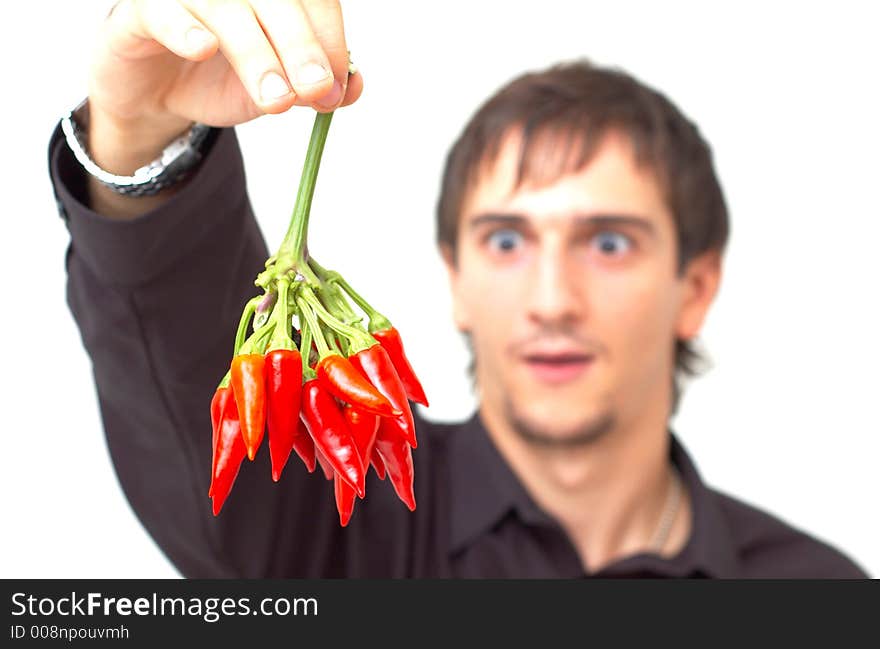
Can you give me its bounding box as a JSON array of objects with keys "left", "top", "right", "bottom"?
[{"left": 48, "top": 123, "right": 344, "bottom": 577}]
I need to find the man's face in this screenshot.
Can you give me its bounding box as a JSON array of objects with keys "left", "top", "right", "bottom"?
[{"left": 444, "top": 129, "right": 718, "bottom": 446}]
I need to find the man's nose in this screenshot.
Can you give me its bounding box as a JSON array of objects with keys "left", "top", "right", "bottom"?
[{"left": 524, "top": 245, "right": 584, "bottom": 329}]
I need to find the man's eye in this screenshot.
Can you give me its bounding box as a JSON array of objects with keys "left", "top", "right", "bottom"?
[
  {"left": 591, "top": 231, "right": 632, "bottom": 256},
  {"left": 486, "top": 229, "right": 523, "bottom": 253}
]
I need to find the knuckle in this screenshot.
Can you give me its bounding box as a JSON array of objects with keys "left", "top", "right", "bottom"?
[{"left": 239, "top": 44, "right": 278, "bottom": 73}]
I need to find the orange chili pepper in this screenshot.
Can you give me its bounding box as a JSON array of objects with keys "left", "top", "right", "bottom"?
[
  {"left": 231, "top": 354, "right": 267, "bottom": 461},
  {"left": 316, "top": 353, "right": 401, "bottom": 418}
]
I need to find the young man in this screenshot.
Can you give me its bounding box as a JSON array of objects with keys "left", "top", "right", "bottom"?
[{"left": 48, "top": 0, "right": 866, "bottom": 577}]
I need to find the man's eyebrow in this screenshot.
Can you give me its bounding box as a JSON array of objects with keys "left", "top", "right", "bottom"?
[
  {"left": 467, "top": 213, "right": 529, "bottom": 230},
  {"left": 573, "top": 214, "right": 657, "bottom": 237},
  {"left": 467, "top": 212, "right": 657, "bottom": 237}
]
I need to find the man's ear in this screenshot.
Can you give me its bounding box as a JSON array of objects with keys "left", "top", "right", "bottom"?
[
  {"left": 675, "top": 249, "right": 723, "bottom": 341},
  {"left": 440, "top": 244, "right": 472, "bottom": 333}
]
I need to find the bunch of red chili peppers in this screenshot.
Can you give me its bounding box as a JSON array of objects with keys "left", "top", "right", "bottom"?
[{"left": 208, "top": 111, "right": 428, "bottom": 526}]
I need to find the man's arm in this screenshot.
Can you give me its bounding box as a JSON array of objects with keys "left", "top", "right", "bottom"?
[
  {"left": 49, "top": 0, "right": 394, "bottom": 576},
  {"left": 50, "top": 123, "right": 345, "bottom": 576}
]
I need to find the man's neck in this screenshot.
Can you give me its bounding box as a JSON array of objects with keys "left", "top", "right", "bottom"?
[{"left": 479, "top": 401, "right": 692, "bottom": 573}]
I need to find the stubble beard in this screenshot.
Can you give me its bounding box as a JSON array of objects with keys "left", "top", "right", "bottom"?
[{"left": 502, "top": 392, "right": 617, "bottom": 449}]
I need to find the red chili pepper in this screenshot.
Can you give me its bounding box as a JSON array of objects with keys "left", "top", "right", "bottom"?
[
  {"left": 300, "top": 378, "right": 365, "bottom": 497},
  {"left": 349, "top": 344, "right": 418, "bottom": 448},
  {"left": 208, "top": 385, "right": 233, "bottom": 497},
  {"left": 316, "top": 353, "right": 401, "bottom": 418},
  {"left": 293, "top": 420, "right": 317, "bottom": 475},
  {"left": 344, "top": 405, "right": 380, "bottom": 481},
  {"left": 264, "top": 348, "right": 305, "bottom": 480},
  {"left": 315, "top": 445, "right": 335, "bottom": 481},
  {"left": 230, "top": 354, "right": 267, "bottom": 461},
  {"left": 333, "top": 474, "right": 356, "bottom": 527},
  {"left": 333, "top": 405, "right": 379, "bottom": 525},
  {"left": 371, "top": 326, "right": 429, "bottom": 407},
  {"left": 211, "top": 396, "right": 248, "bottom": 516},
  {"left": 371, "top": 447, "right": 387, "bottom": 481},
  {"left": 373, "top": 418, "right": 416, "bottom": 511},
  {"left": 210, "top": 387, "right": 228, "bottom": 444}
]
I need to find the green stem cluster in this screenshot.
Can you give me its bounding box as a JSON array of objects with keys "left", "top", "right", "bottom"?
[
  {"left": 230, "top": 109, "right": 394, "bottom": 377},
  {"left": 257, "top": 110, "right": 333, "bottom": 292}
]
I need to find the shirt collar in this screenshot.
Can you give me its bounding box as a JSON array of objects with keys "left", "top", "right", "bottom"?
[
  {"left": 449, "top": 411, "right": 524, "bottom": 554},
  {"left": 448, "top": 410, "right": 742, "bottom": 578},
  {"left": 665, "top": 435, "right": 742, "bottom": 578}
]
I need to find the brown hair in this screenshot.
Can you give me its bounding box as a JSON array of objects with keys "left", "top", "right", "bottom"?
[{"left": 436, "top": 59, "right": 729, "bottom": 412}]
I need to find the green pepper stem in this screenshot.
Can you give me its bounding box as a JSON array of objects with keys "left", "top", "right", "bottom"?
[
  {"left": 239, "top": 321, "right": 276, "bottom": 355},
  {"left": 234, "top": 297, "right": 262, "bottom": 356},
  {"left": 314, "top": 282, "right": 360, "bottom": 328},
  {"left": 299, "top": 311, "right": 314, "bottom": 379},
  {"left": 275, "top": 111, "right": 334, "bottom": 274},
  {"left": 300, "top": 285, "right": 375, "bottom": 353},
  {"left": 268, "top": 280, "right": 298, "bottom": 351},
  {"left": 308, "top": 257, "right": 331, "bottom": 280},
  {"left": 297, "top": 297, "right": 331, "bottom": 359},
  {"left": 328, "top": 282, "right": 361, "bottom": 325},
  {"left": 308, "top": 258, "right": 381, "bottom": 327},
  {"left": 325, "top": 330, "right": 341, "bottom": 355}
]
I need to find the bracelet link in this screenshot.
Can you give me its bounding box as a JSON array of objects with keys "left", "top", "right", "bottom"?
[{"left": 61, "top": 98, "right": 214, "bottom": 197}]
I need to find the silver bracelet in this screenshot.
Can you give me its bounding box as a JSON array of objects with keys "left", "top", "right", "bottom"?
[{"left": 60, "top": 98, "right": 213, "bottom": 197}]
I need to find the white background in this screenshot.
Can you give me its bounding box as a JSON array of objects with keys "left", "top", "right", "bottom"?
[{"left": 1, "top": 0, "right": 877, "bottom": 578}]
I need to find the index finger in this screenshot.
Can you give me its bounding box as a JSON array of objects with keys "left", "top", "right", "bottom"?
[
  {"left": 299, "top": 0, "right": 355, "bottom": 111},
  {"left": 338, "top": 67, "right": 364, "bottom": 108}
]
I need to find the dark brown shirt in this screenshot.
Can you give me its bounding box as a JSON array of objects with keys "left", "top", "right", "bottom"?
[{"left": 48, "top": 124, "right": 868, "bottom": 579}]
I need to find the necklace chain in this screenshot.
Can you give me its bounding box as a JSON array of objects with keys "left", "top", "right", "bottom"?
[{"left": 650, "top": 465, "right": 682, "bottom": 553}]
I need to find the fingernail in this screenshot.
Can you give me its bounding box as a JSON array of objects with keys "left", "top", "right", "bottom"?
[
  {"left": 294, "top": 62, "right": 331, "bottom": 86},
  {"left": 260, "top": 72, "right": 291, "bottom": 102},
  {"left": 316, "top": 80, "right": 343, "bottom": 109},
  {"left": 185, "top": 26, "right": 213, "bottom": 51}
]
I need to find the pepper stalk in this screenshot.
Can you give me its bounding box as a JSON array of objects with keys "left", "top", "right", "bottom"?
[{"left": 258, "top": 111, "right": 334, "bottom": 292}]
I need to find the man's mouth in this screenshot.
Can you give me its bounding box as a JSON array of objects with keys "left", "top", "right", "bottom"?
[{"left": 522, "top": 352, "right": 594, "bottom": 384}]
